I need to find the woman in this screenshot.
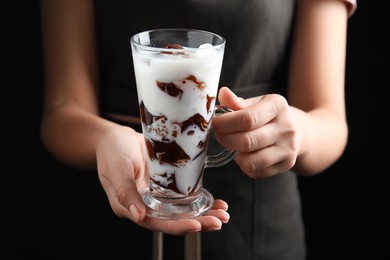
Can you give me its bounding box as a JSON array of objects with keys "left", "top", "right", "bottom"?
[{"left": 40, "top": 0, "right": 357, "bottom": 259}]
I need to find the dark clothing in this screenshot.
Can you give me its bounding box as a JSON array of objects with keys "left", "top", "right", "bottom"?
[
  {"left": 94, "top": 0, "right": 294, "bottom": 117},
  {"left": 88, "top": 0, "right": 306, "bottom": 259}
]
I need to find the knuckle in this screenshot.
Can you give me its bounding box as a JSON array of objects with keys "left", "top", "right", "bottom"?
[
  {"left": 241, "top": 110, "right": 257, "bottom": 129},
  {"left": 242, "top": 133, "right": 256, "bottom": 152},
  {"left": 271, "top": 94, "right": 288, "bottom": 107},
  {"left": 116, "top": 186, "right": 130, "bottom": 207},
  {"left": 284, "top": 156, "right": 296, "bottom": 171},
  {"left": 270, "top": 94, "right": 289, "bottom": 114},
  {"left": 239, "top": 160, "right": 257, "bottom": 177}
]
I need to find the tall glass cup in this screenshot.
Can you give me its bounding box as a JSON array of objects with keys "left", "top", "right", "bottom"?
[{"left": 130, "top": 29, "right": 235, "bottom": 219}]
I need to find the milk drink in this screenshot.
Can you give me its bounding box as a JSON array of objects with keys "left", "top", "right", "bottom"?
[{"left": 132, "top": 43, "right": 224, "bottom": 198}]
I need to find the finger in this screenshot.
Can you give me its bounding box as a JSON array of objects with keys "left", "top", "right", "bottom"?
[
  {"left": 139, "top": 216, "right": 222, "bottom": 236},
  {"left": 195, "top": 215, "right": 224, "bottom": 232},
  {"left": 218, "top": 87, "right": 265, "bottom": 110},
  {"left": 135, "top": 199, "right": 230, "bottom": 235},
  {"left": 141, "top": 218, "right": 202, "bottom": 236},
  {"left": 99, "top": 156, "right": 148, "bottom": 223},
  {"left": 214, "top": 90, "right": 288, "bottom": 134},
  {"left": 217, "top": 87, "right": 246, "bottom": 110},
  {"left": 211, "top": 199, "right": 229, "bottom": 211},
  {"left": 103, "top": 184, "right": 133, "bottom": 219},
  {"left": 215, "top": 122, "right": 280, "bottom": 152},
  {"left": 103, "top": 180, "right": 147, "bottom": 223},
  {"left": 203, "top": 209, "right": 230, "bottom": 225},
  {"left": 212, "top": 108, "right": 262, "bottom": 134},
  {"left": 235, "top": 145, "right": 296, "bottom": 178}
]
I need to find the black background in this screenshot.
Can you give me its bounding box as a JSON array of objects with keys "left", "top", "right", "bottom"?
[{"left": 1, "top": 1, "right": 388, "bottom": 259}]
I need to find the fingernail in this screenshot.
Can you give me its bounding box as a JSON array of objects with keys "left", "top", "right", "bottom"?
[
  {"left": 222, "top": 212, "right": 230, "bottom": 223},
  {"left": 206, "top": 226, "right": 221, "bottom": 232},
  {"left": 129, "top": 204, "right": 140, "bottom": 222}
]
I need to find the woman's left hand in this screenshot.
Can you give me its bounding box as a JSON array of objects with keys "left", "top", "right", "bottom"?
[{"left": 212, "top": 87, "right": 300, "bottom": 179}]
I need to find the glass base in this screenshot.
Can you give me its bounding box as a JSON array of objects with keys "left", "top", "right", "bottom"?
[{"left": 142, "top": 188, "right": 214, "bottom": 220}]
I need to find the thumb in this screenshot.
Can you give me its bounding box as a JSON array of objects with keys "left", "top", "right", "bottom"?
[
  {"left": 119, "top": 176, "right": 148, "bottom": 223},
  {"left": 218, "top": 86, "right": 264, "bottom": 110},
  {"left": 99, "top": 162, "right": 148, "bottom": 223},
  {"left": 218, "top": 87, "right": 246, "bottom": 110}
]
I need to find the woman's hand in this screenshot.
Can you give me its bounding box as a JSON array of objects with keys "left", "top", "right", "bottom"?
[
  {"left": 212, "top": 87, "right": 300, "bottom": 179},
  {"left": 95, "top": 126, "right": 229, "bottom": 235}
]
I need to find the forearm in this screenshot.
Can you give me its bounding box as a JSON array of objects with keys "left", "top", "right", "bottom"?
[
  {"left": 40, "top": 102, "right": 123, "bottom": 170},
  {"left": 291, "top": 106, "right": 348, "bottom": 176},
  {"left": 288, "top": 0, "right": 350, "bottom": 176}
]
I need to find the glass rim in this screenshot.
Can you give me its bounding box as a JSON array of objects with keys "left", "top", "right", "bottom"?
[{"left": 130, "top": 28, "right": 226, "bottom": 53}]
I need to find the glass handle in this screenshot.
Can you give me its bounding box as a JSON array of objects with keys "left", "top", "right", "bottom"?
[{"left": 206, "top": 105, "right": 236, "bottom": 168}]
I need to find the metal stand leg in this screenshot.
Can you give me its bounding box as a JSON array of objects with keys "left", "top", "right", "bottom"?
[
  {"left": 153, "top": 231, "right": 164, "bottom": 260},
  {"left": 184, "top": 232, "right": 201, "bottom": 260}
]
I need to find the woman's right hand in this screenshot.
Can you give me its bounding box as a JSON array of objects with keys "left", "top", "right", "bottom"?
[{"left": 95, "top": 125, "right": 230, "bottom": 235}]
